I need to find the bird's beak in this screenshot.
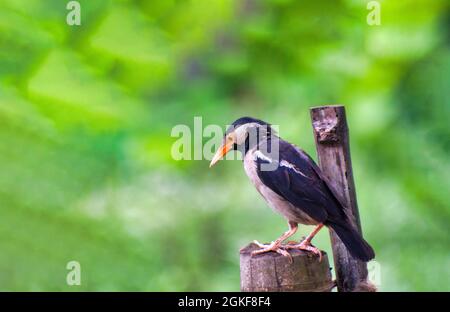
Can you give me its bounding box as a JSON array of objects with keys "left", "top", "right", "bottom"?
[{"left": 209, "top": 140, "right": 233, "bottom": 168}]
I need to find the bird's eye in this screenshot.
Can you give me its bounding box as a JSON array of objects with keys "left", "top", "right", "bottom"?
[{"left": 227, "top": 136, "right": 233, "bottom": 141}]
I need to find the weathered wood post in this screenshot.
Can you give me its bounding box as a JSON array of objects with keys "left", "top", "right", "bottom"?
[
  {"left": 310, "top": 105, "right": 373, "bottom": 292},
  {"left": 240, "top": 243, "right": 334, "bottom": 292}
]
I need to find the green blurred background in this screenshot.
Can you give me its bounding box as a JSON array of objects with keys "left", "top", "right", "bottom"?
[{"left": 0, "top": 0, "right": 449, "bottom": 291}]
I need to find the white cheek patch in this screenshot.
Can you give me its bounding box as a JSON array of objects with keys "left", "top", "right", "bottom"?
[
  {"left": 234, "top": 122, "right": 260, "bottom": 145},
  {"left": 234, "top": 127, "right": 246, "bottom": 144}
]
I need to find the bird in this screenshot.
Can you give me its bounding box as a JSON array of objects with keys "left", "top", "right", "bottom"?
[{"left": 209, "top": 117, "right": 375, "bottom": 262}]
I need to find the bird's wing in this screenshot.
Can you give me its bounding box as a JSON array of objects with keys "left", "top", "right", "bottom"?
[{"left": 255, "top": 140, "right": 346, "bottom": 223}]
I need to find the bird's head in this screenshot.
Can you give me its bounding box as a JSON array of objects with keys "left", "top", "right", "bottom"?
[{"left": 209, "top": 117, "right": 273, "bottom": 167}]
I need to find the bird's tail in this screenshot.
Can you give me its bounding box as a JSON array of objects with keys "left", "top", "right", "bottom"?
[{"left": 327, "top": 221, "right": 375, "bottom": 262}]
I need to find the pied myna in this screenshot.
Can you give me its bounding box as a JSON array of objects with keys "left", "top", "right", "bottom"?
[{"left": 210, "top": 117, "right": 375, "bottom": 262}]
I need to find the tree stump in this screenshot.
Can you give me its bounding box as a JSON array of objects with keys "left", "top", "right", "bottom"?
[{"left": 240, "top": 243, "right": 334, "bottom": 292}]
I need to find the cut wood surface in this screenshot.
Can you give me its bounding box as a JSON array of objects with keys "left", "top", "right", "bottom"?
[{"left": 240, "top": 243, "right": 334, "bottom": 292}]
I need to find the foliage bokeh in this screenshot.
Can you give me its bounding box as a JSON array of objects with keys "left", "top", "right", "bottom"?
[{"left": 0, "top": 0, "right": 449, "bottom": 291}]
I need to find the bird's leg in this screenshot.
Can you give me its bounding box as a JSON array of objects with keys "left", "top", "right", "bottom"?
[
  {"left": 286, "top": 223, "right": 324, "bottom": 262},
  {"left": 252, "top": 221, "right": 298, "bottom": 261}
]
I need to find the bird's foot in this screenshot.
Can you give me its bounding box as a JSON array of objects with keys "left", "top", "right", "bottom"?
[
  {"left": 251, "top": 240, "right": 293, "bottom": 263},
  {"left": 285, "top": 240, "right": 322, "bottom": 262}
]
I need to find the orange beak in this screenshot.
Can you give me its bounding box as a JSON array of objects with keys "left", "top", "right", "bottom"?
[{"left": 209, "top": 140, "right": 233, "bottom": 168}]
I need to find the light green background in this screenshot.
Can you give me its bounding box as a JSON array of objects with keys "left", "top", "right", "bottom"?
[{"left": 0, "top": 0, "right": 448, "bottom": 291}]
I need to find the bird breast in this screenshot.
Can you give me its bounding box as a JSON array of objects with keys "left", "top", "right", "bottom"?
[{"left": 243, "top": 148, "right": 318, "bottom": 225}]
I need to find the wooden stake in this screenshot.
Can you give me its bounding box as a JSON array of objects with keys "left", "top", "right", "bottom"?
[
  {"left": 240, "top": 243, "right": 334, "bottom": 292},
  {"left": 310, "top": 105, "right": 371, "bottom": 292}
]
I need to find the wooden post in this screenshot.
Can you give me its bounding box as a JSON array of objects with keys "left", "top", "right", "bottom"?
[
  {"left": 310, "top": 105, "right": 372, "bottom": 292},
  {"left": 240, "top": 243, "right": 334, "bottom": 292}
]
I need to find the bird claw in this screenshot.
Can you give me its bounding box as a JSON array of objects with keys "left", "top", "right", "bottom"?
[
  {"left": 251, "top": 240, "right": 293, "bottom": 263},
  {"left": 285, "top": 241, "right": 322, "bottom": 262}
]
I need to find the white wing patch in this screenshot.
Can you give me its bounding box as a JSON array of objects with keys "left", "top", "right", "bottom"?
[
  {"left": 253, "top": 150, "right": 309, "bottom": 178},
  {"left": 280, "top": 160, "right": 308, "bottom": 178}
]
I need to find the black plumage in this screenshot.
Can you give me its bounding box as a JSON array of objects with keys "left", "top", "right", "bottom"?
[
  {"left": 255, "top": 138, "right": 375, "bottom": 261},
  {"left": 210, "top": 116, "right": 375, "bottom": 262}
]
